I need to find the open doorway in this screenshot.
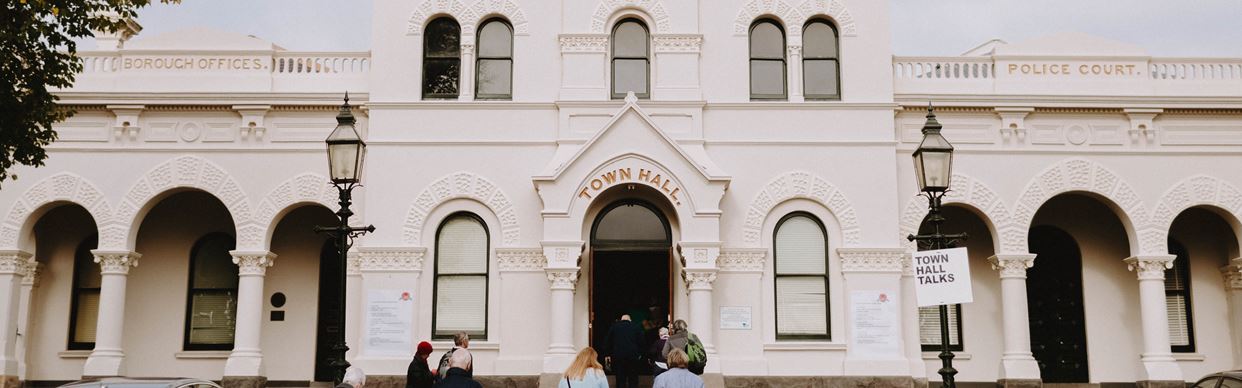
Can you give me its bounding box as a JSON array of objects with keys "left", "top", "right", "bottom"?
[{"left": 590, "top": 199, "right": 672, "bottom": 372}]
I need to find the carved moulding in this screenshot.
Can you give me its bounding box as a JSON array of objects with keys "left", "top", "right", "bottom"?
[
  {"left": 357, "top": 247, "right": 427, "bottom": 272},
  {"left": 1146, "top": 175, "right": 1242, "bottom": 255},
  {"left": 559, "top": 34, "right": 609, "bottom": 53},
  {"left": 92, "top": 250, "right": 141, "bottom": 275},
  {"left": 590, "top": 0, "right": 671, "bottom": 34},
  {"left": 497, "top": 248, "right": 546, "bottom": 272},
  {"left": 897, "top": 173, "right": 1009, "bottom": 252},
  {"left": 717, "top": 248, "right": 767, "bottom": 272},
  {"left": 546, "top": 269, "right": 581, "bottom": 290},
  {"left": 403, "top": 171, "right": 521, "bottom": 247},
  {"left": 109, "top": 155, "right": 251, "bottom": 250},
  {"left": 838, "top": 248, "right": 905, "bottom": 273},
  {"left": 1002, "top": 158, "right": 1147, "bottom": 254},
  {"left": 0, "top": 173, "right": 111, "bottom": 249},
  {"left": 231, "top": 251, "right": 277, "bottom": 276},
  {"left": 652, "top": 34, "right": 703, "bottom": 53},
  {"left": 0, "top": 251, "right": 32, "bottom": 275},
  {"left": 733, "top": 0, "right": 859, "bottom": 37},
  {"left": 742, "top": 171, "right": 861, "bottom": 248},
  {"left": 247, "top": 173, "right": 338, "bottom": 251},
  {"left": 988, "top": 254, "right": 1036, "bottom": 279},
  {"left": 1125, "top": 255, "right": 1175, "bottom": 281}
]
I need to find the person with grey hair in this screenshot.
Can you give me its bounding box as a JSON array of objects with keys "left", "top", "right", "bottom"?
[
  {"left": 433, "top": 348, "right": 480, "bottom": 388},
  {"left": 337, "top": 366, "right": 366, "bottom": 388},
  {"left": 435, "top": 332, "right": 472, "bottom": 382},
  {"left": 652, "top": 349, "right": 704, "bottom": 388}
]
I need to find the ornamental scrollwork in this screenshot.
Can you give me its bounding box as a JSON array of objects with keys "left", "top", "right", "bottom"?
[
  {"left": 497, "top": 248, "right": 546, "bottom": 272},
  {"left": 404, "top": 171, "right": 520, "bottom": 247},
  {"left": 743, "top": 171, "right": 861, "bottom": 247},
  {"left": 683, "top": 270, "right": 717, "bottom": 290},
  {"left": 358, "top": 248, "right": 427, "bottom": 272},
  {"left": 717, "top": 248, "right": 766, "bottom": 272},
  {"left": 0, "top": 251, "right": 31, "bottom": 275},
  {"left": 1125, "top": 256, "right": 1174, "bottom": 280},
  {"left": 546, "top": 270, "right": 580, "bottom": 290},
  {"left": 1005, "top": 158, "right": 1146, "bottom": 254},
  {"left": 838, "top": 248, "right": 905, "bottom": 273},
  {"left": 93, "top": 251, "right": 141, "bottom": 275},
  {"left": 652, "top": 35, "right": 703, "bottom": 53},
  {"left": 232, "top": 252, "right": 277, "bottom": 276},
  {"left": 559, "top": 34, "right": 609, "bottom": 53},
  {"left": 988, "top": 254, "right": 1035, "bottom": 279}
]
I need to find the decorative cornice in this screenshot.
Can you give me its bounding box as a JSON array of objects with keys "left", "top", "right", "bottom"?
[
  {"left": 0, "top": 251, "right": 32, "bottom": 275},
  {"left": 838, "top": 248, "right": 905, "bottom": 273},
  {"left": 231, "top": 251, "right": 277, "bottom": 276},
  {"left": 684, "top": 270, "right": 718, "bottom": 290},
  {"left": 1221, "top": 265, "right": 1242, "bottom": 290},
  {"left": 358, "top": 247, "right": 426, "bottom": 272},
  {"left": 717, "top": 248, "right": 767, "bottom": 272},
  {"left": 652, "top": 34, "right": 703, "bottom": 53},
  {"left": 559, "top": 34, "right": 609, "bottom": 53},
  {"left": 1125, "top": 255, "right": 1175, "bottom": 280},
  {"left": 91, "top": 250, "right": 141, "bottom": 275},
  {"left": 546, "top": 269, "right": 580, "bottom": 290},
  {"left": 496, "top": 248, "right": 545, "bottom": 272},
  {"left": 347, "top": 251, "right": 362, "bottom": 276},
  {"left": 988, "top": 254, "right": 1036, "bottom": 279},
  {"left": 21, "top": 261, "right": 40, "bottom": 286}
]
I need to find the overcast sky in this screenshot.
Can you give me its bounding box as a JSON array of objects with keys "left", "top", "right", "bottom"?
[{"left": 124, "top": 0, "right": 1242, "bottom": 57}]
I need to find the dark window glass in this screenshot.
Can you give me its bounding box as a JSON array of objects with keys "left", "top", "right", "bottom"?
[
  {"left": 919, "top": 304, "right": 964, "bottom": 351},
  {"left": 774, "top": 213, "right": 829, "bottom": 340},
  {"left": 476, "top": 19, "right": 513, "bottom": 99},
  {"left": 68, "top": 235, "right": 100, "bottom": 350},
  {"left": 611, "top": 19, "right": 649, "bottom": 99},
  {"left": 433, "top": 213, "right": 489, "bottom": 340},
  {"left": 184, "top": 233, "right": 238, "bottom": 350},
  {"left": 1166, "top": 240, "right": 1195, "bottom": 353},
  {"left": 803, "top": 19, "right": 840, "bottom": 100},
  {"left": 424, "top": 17, "right": 461, "bottom": 99},
  {"left": 749, "top": 20, "right": 786, "bottom": 100}
]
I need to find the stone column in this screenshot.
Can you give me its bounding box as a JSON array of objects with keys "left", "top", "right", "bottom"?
[
  {"left": 684, "top": 270, "right": 717, "bottom": 352},
  {"left": 223, "top": 251, "right": 276, "bottom": 387},
  {"left": 838, "top": 248, "right": 909, "bottom": 379},
  {"left": 15, "top": 260, "right": 39, "bottom": 380},
  {"left": 900, "top": 253, "right": 927, "bottom": 382},
  {"left": 787, "top": 41, "right": 804, "bottom": 102},
  {"left": 988, "top": 254, "right": 1041, "bottom": 387},
  {"left": 459, "top": 38, "right": 476, "bottom": 101},
  {"left": 541, "top": 242, "right": 582, "bottom": 373},
  {"left": 1221, "top": 262, "right": 1242, "bottom": 370},
  {"left": 0, "top": 251, "right": 30, "bottom": 388},
  {"left": 1125, "top": 255, "right": 1183, "bottom": 386},
  {"left": 83, "top": 250, "right": 140, "bottom": 377}
]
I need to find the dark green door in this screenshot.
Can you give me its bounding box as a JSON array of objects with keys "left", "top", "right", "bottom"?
[
  {"left": 315, "top": 240, "right": 343, "bottom": 382},
  {"left": 1027, "top": 225, "right": 1089, "bottom": 383}
]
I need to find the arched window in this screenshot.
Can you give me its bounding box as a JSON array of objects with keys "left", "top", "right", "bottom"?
[
  {"left": 749, "top": 19, "right": 786, "bottom": 100},
  {"left": 68, "top": 234, "right": 100, "bottom": 350},
  {"left": 611, "top": 18, "right": 649, "bottom": 99},
  {"left": 423, "top": 17, "right": 462, "bottom": 99},
  {"left": 774, "top": 212, "right": 829, "bottom": 339},
  {"left": 1166, "top": 239, "right": 1195, "bottom": 353},
  {"left": 803, "top": 19, "right": 840, "bottom": 100},
  {"left": 434, "top": 213, "right": 489, "bottom": 340},
  {"left": 476, "top": 18, "right": 513, "bottom": 99},
  {"left": 184, "top": 233, "right": 238, "bottom": 350}
]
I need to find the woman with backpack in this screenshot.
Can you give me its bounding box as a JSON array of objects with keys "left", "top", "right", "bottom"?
[{"left": 660, "top": 320, "right": 706, "bottom": 375}]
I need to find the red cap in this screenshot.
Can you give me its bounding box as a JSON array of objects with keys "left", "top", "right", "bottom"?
[{"left": 417, "top": 341, "right": 434, "bottom": 356}]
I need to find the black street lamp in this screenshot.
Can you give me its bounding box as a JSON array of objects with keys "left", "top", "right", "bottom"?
[
  {"left": 907, "top": 105, "right": 967, "bottom": 388},
  {"left": 315, "top": 93, "right": 375, "bottom": 384}
]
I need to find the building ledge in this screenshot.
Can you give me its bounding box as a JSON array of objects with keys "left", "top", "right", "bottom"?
[
  {"left": 1173, "top": 353, "right": 1206, "bottom": 361},
  {"left": 174, "top": 350, "right": 231, "bottom": 359},
  {"left": 429, "top": 341, "right": 500, "bottom": 351},
  {"left": 763, "top": 342, "right": 847, "bottom": 351},
  {"left": 58, "top": 350, "right": 91, "bottom": 359},
  {"left": 922, "top": 352, "right": 972, "bottom": 360}
]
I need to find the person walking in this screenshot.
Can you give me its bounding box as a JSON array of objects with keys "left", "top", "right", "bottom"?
[
  {"left": 406, "top": 341, "right": 435, "bottom": 388},
  {"left": 557, "top": 347, "right": 609, "bottom": 388},
  {"left": 661, "top": 320, "right": 691, "bottom": 360},
  {"left": 435, "top": 332, "right": 472, "bottom": 382},
  {"left": 648, "top": 327, "right": 670, "bottom": 377},
  {"left": 603, "top": 314, "right": 643, "bottom": 388},
  {"left": 652, "top": 349, "right": 704, "bottom": 388},
  {"left": 433, "top": 349, "right": 480, "bottom": 388}
]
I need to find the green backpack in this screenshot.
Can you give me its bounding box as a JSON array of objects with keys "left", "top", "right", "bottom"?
[{"left": 685, "top": 332, "right": 707, "bottom": 375}]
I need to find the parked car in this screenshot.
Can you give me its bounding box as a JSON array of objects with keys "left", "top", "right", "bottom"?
[
  {"left": 59, "top": 377, "right": 221, "bottom": 388},
  {"left": 1193, "top": 371, "right": 1242, "bottom": 388}
]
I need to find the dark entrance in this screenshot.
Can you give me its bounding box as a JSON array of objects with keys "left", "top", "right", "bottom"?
[
  {"left": 1026, "top": 225, "right": 1089, "bottom": 383},
  {"left": 314, "top": 239, "right": 344, "bottom": 382},
  {"left": 590, "top": 200, "right": 672, "bottom": 373}
]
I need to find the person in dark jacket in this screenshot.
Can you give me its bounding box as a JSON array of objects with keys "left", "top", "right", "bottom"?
[
  {"left": 433, "top": 349, "right": 480, "bottom": 388},
  {"left": 603, "top": 314, "right": 644, "bottom": 388},
  {"left": 406, "top": 341, "right": 435, "bottom": 388},
  {"left": 649, "top": 327, "right": 670, "bottom": 376}
]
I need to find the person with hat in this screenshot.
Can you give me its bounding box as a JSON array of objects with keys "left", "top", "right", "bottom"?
[{"left": 406, "top": 341, "right": 435, "bottom": 388}]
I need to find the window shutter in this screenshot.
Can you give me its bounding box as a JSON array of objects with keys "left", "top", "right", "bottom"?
[
  {"left": 436, "top": 215, "right": 489, "bottom": 337},
  {"left": 1166, "top": 295, "right": 1190, "bottom": 346},
  {"left": 1164, "top": 249, "right": 1193, "bottom": 350},
  {"left": 438, "top": 217, "right": 488, "bottom": 274},
  {"left": 775, "top": 276, "right": 827, "bottom": 335},
  {"left": 775, "top": 216, "right": 826, "bottom": 275},
  {"left": 775, "top": 214, "right": 828, "bottom": 338},
  {"left": 435, "top": 276, "right": 487, "bottom": 335},
  {"left": 919, "top": 305, "right": 960, "bottom": 347},
  {"left": 73, "top": 292, "right": 100, "bottom": 343},
  {"left": 188, "top": 291, "right": 237, "bottom": 345}
]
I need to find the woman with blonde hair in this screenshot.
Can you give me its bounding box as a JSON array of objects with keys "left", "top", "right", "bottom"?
[{"left": 558, "top": 347, "right": 609, "bottom": 388}]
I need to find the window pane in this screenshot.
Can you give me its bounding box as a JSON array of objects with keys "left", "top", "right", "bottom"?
[
  {"left": 188, "top": 290, "right": 237, "bottom": 345},
  {"left": 424, "top": 59, "right": 461, "bottom": 97},
  {"left": 750, "top": 60, "right": 785, "bottom": 97},
  {"left": 435, "top": 275, "right": 487, "bottom": 336},
  {"left": 613, "top": 21, "right": 648, "bottom": 58},
  {"left": 749, "top": 21, "right": 784, "bottom": 59},
  {"left": 1166, "top": 295, "right": 1190, "bottom": 346},
  {"left": 613, "top": 58, "right": 648, "bottom": 96},
  {"left": 775, "top": 215, "right": 826, "bottom": 274},
  {"left": 1221, "top": 378, "right": 1242, "bottom": 388},
  {"left": 76, "top": 246, "right": 102, "bottom": 289},
  {"left": 595, "top": 204, "right": 667, "bottom": 241},
  {"left": 803, "top": 22, "right": 838, "bottom": 58},
  {"left": 919, "top": 305, "right": 961, "bottom": 347},
  {"left": 73, "top": 291, "right": 100, "bottom": 343},
  {"left": 804, "top": 59, "right": 839, "bottom": 98},
  {"left": 477, "top": 59, "right": 512, "bottom": 97},
  {"left": 478, "top": 21, "right": 512, "bottom": 57},
  {"left": 425, "top": 18, "right": 461, "bottom": 57},
  {"left": 192, "top": 236, "right": 238, "bottom": 289},
  {"left": 1194, "top": 378, "right": 1221, "bottom": 388},
  {"left": 776, "top": 276, "right": 827, "bottom": 336},
  {"left": 438, "top": 216, "right": 488, "bottom": 274}
]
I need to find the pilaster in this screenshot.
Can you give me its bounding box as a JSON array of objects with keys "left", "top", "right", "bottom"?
[
  {"left": 352, "top": 247, "right": 425, "bottom": 375},
  {"left": 541, "top": 241, "right": 582, "bottom": 373},
  {"left": 0, "top": 251, "right": 31, "bottom": 378},
  {"left": 838, "top": 248, "right": 909, "bottom": 376},
  {"left": 1222, "top": 262, "right": 1242, "bottom": 369}
]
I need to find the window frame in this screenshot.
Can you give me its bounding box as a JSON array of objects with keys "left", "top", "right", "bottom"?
[
  {"left": 182, "top": 232, "right": 239, "bottom": 351},
  {"left": 610, "top": 18, "right": 651, "bottom": 100},
  {"left": 67, "top": 234, "right": 99, "bottom": 351},
  {"left": 919, "top": 304, "right": 964, "bottom": 352},
  {"left": 475, "top": 17, "right": 514, "bottom": 100},
  {"left": 431, "top": 211, "right": 491, "bottom": 341},
  {"left": 802, "top": 18, "right": 841, "bottom": 101},
  {"left": 773, "top": 211, "right": 831, "bottom": 341},
  {"left": 423, "top": 16, "right": 463, "bottom": 100},
  {"left": 1167, "top": 239, "right": 1196, "bottom": 353},
  {"left": 748, "top": 18, "right": 787, "bottom": 100}
]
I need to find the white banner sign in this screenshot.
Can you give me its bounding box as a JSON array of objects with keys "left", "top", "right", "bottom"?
[
  {"left": 364, "top": 289, "right": 414, "bottom": 356},
  {"left": 719, "top": 306, "right": 752, "bottom": 330},
  {"left": 849, "top": 290, "right": 900, "bottom": 358},
  {"left": 913, "top": 247, "right": 974, "bottom": 307}
]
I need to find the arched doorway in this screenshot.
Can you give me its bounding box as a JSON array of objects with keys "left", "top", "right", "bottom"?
[
  {"left": 589, "top": 199, "right": 672, "bottom": 361},
  {"left": 1027, "top": 225, "right": 1088, "bottom": 383}
]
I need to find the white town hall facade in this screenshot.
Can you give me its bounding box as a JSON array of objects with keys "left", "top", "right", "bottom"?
[{"left": 0, "top": 0, "right": 1241, "bottom": 387}]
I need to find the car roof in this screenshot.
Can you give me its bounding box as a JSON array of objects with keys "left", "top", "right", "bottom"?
[{"left": 60, "top": 377, "right": 217, "bottom": 388}]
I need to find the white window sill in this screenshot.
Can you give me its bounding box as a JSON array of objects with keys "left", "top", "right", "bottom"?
[
  {"left": 1173, "top": 353, "right": 1205, "bottom": 361},
  {"left": 175, "top": 351, "right": 231, "bottom": 359},
  {"left": 429, "top": 341, "right": 500, "bottom": 351},
  {"left": 922, "top": 352, "right": 971, "bottom": 360},
  {"left": 763, "top": 342, "right": 847, "bottom": 351},
  {"left": 58, "top": 350, "right": 91, "bottom": 359}
]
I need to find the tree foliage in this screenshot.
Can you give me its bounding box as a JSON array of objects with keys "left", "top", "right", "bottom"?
[{"left": 0, "top": 0, "right": 171, "bottom": 186}]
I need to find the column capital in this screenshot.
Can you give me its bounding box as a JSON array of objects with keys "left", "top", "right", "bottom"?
[
  {"left": 0, "top": 250, "right": 32, "bottom": 275},
  {"left": 1221, "top": 264, "right": 1242, "bottom": 290},
  {"left": 545, "top": 268, "right": 580, "bottom": 291},
  {"left": 838, "top": 248, "right": 905, "bottom": 273},
  {"left": 230, "top": 251, "right": 277, "bottom": 276},
  {"left": 683, "top": 269, "right": 718, "bottom": 291},
  {"left": 21, "top": 260, "right": 41, "bottom": 286},
  {"left": 989, "top": 254, "right": 1037, "bottom": 279},
  {"left": 91, "top": 250, "right": 141, "bottom": 275},
  {"left": 1125, "top": 255, "right": 1175, "bottom": 280}
]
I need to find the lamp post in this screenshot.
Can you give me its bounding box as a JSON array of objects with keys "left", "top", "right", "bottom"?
[
  {"left": 907, "top": 105, "right": 967, "bottom": 388},
  {"left": 314, "top": 93, "right": 375, "bottom": 384}
]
